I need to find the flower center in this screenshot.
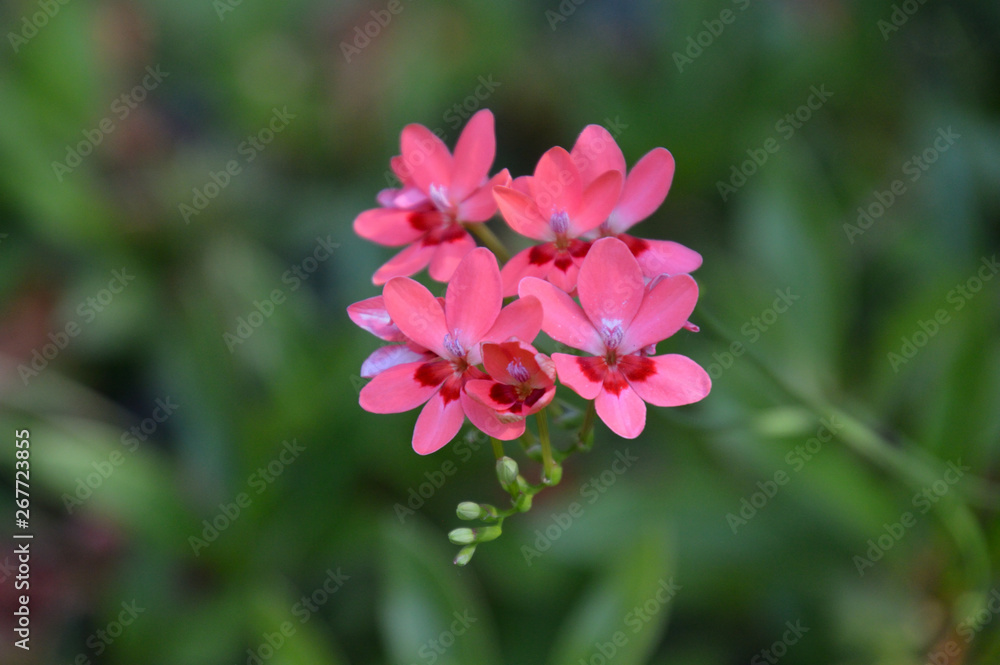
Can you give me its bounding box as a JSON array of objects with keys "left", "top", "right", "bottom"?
[
  {"left": 549, "top": 210, "right": 569, "bottom": 235},
  {"left": 429, "top": 183, "right": 451, "bottom": 213},
  {"left": 506, "top": 359, "right": 530, "bottom": 384},
  {"left": 443, "top": 331, "right": 465, "bottom": 358},
  {"left": 599, "top": 319, "right": 624, "bottom": 351}
]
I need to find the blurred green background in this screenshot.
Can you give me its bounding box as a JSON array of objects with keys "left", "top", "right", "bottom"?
[{"left": 2, "top": 0, "right": 999, "bottom": 663}]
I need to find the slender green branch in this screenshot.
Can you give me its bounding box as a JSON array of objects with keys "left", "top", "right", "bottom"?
[
  {"left": 536, "top": 408, "right": 559, "bottom": 484},
  {"left": 465, "top": 222, "right": 510, "bottom": 264},
  {"left": 490, "top": 437, "right": 504, "bottom": 460}
]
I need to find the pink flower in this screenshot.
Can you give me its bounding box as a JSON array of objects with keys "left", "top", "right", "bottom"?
[
  {"left": 347, "top": 295, "right": 437, "bottom": 378},
  {"left": 493, "top": 146, "right": 623, "bottom": 296},
  {"left": 465, "top": 341, "right": 556, "bottom": 439},
  {"left": 353, "top": 109, "right": 511, "bottom": 285},
  {"left": 519, "top": 237, "right": 710, "bottom": 439},
  {"left": 569, "top": 125, "right": 702, "bottom": 279},
  {"left": 359, "top": 248, "right": 542, "bottom": 454}
]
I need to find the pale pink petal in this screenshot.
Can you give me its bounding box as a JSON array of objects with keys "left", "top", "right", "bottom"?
[
  {"left": 400, "top": 124, "right": 453, "bottom": 194},
  {"left": 479, "top": 296, "right": 543, "bottom": 360},
  {"left": 428, "top": 232, "right": 477, "bottom": 283},
  {"left": 347, "top": 295, "right": 404, "bottom": 342},
  {"left": 625, "top": 354, "right": 711, "bottom": 407},
  {"left": 354, "top": 208, "right": 424, "bottom": 246},
  {"left": 359, "top": 361, "right": 439, "bottom": 413},
  {"left": 518, "top": 278, "right": 603, "bottom": 355},
  {"left": 595, "top": 385, "right": 646, "bottom": 439},
  {"left": 577, "top": 237, "right": 645, "bottom": 333},
  {"left": 457, "top": 169, "right": 510, "bottom": 222},
  {"left": 608, "top": 148, "right": 675, "bottom": 232},
  {"left": 621, "top": 273, "right": 698, "bottom": 355},
  {"left": 531, "top": 146, "right": 582, "bottom": 218},
  {"left": 571, "top": 170, "right": 623, "bottom": 235},
  {"left": 632, "top": 238, "right": 703, "bottom": 277},
  {"left": 372, "top": 243, "right": 435, "bottom": 285},
  {"left": 461, "top": 392, "right": 525, "bottom": 441},
  {"left": 449, "top": 110, "right": 495, "bottom": 202},
  {"left": 570, "top": 125, "right": 626, "bottom": 186},
  {"left": 494, "top": 187, "right": 552, "bottom": 241},
  {"left": 383, "top": 276, "right": 449, "bottom": 356},
  {"left": 412, "top": 392, "right": 466, "bottom": 454},
  {"left": 552, "top": 353, "right": 603, "bottom": 399},
  {"left": 390, "top": 155, "right": 417, "bottom": 188},
  {"left": 445, "top": 247, "right": 501, "bottom": 351},
  {"left": 510, "top": 175, "right": 532, "bottom": 195},
  {"left": 361, "top": 345, "right": 433, "bottom": 378},
  {"left": 480, "top": 343, "right": 517, "bottom": 383},
  {"left": 500, "top": 246, "right": 553, "bottom": 297}
]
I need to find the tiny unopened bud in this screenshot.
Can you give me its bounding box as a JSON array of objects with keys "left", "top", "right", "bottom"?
[
  {"left": 476, "top": 525, "right": 503, "bottom": 543},
  {"left": 515, "top": 493, "right": 533, "bottom": 512},
  {"left": 497, "top": 457, "right": 519, "bottom": 490},
  {"left": 453, "top": 545, "right": 477, "bottom": 566},
  {"left": 448, "top": 528, "right": 476, "bottom": 545},
  {"left": 456, "top": 502, "right": 482, "bottom": 520},
  {"left": 543, "top": 464, "right": 563, "bottom": 486}
]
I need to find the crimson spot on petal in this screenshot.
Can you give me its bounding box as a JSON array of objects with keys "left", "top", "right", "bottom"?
[
  {"left": 488, "top": 383, "right": 518, "bottom": 406},
  {"left": 575, "top": 356, "right": 606, "bottom": 384},
  {"left": 618, "top": 354, "right": 657, "bottom": 383},
  {"left": 528, "top": 243, "right": 557, "bottom": 266},
  {"left": 414, "top": 360, "right": 452, "bottom": 388}
]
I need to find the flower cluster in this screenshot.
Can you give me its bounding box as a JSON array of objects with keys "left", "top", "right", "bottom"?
[{"left": 348, "top": 109, "right": 710, "bottom": 560}]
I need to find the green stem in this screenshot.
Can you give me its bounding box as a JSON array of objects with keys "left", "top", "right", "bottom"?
[
  {"left": 536, "top": 408, "right": 559, "bottom": 484},
  {"left": 490, "top": 437, "right": 504, "bottom": 460},
  {"left": 465, "top": 222, "right": 510, "bottom": 264}
]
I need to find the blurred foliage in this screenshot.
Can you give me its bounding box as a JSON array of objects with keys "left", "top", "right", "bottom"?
[{"left": 1, "top": 0, "right": 999, "bottom": 664}]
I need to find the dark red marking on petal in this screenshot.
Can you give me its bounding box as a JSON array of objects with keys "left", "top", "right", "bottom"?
[
  {"left": 553, "top": 253, "right": 573, "bottom": 271},
  {"left": 488, "top": 383, "right": 519, "bottom": 406},
  {"left": 618, "top": 234, "right": 650, "bottom": 257},
  {"left": 414, "top": 360, "right": 452, "bottom": 388},
  {"left": 523, "top": 388, "right": 547, "bottom": 408},
  {"left": 568, "top": 239, "right": 591, "bottom": 258},
  {"left": 618, "top": 354, "right": 657, "bottom": 383},
  {"left": 440, "top": 376, "right": 463, "bottom": 403},
  {"left": 408, "top": 211, "right": 445, "bottom": 232},
  {"left": 575, "top": 356, "right": 607, "bottom": 383},
  {"left": 602, "top": 369, "right": 629, "bottom": 396},
  {"left": 528, "top": 243, "right": 557, "bottom": 266}
]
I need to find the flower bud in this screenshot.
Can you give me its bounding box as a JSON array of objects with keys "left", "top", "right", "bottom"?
[
  {"left": 543, "top": 464, "right": 563, "bottom": 486},
  {"left": 497, "top": 457, "right": 519, "bottom": 490},
  {"left": 456, "top": 502, "right": 482, "bottom": 520},
  {"left": 514, "top": 493, "right": 533, "bottom": 512},
  {"left": 453, "top": 545, "right": 476, "bottom": 566},
  {"left": 448, "top": 528, "right": 476, "bottom": 545},
  {"left": 476, "top": 526, "right": 503, "bottom": 543}
]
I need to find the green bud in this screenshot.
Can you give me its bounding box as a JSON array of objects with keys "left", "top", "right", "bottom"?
[
  {"left": 476, "top": 525, "right": 503, "bottom": 543},
  {"left": 497, "top": 457, "right": 519, "bottom": 490},
  {"left": 543, "top": 464, "right": 563, "bottom": 486},
  {"left": 448, "top": 528, "right": 476, "bottom": 545},
  {"left": 456, "top": 502, "right": 482, "bottom": 520},
  {"left": 453, "top": 545, "right": 477, "bottom": 566},
  {"left": 514, "top": 493, "right": 533, "bottom": 512}
]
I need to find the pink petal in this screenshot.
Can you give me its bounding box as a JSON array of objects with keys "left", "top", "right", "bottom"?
[
  {"left": 570, "top": 125, "right": 626, "bottom": 186},
  {"left": 412, "top": 391, "right": 466, "bottom": 454},
  {"left": 531, "top": 147, "right": 582, "bottom": 218},
  {"left": 545, "top": 259, "right": 581, "bottom": 294},
  {"left": 464, "top": 379, "right": 513, "bottom": 410},
  {"left": 552, "top": 353, "right": 603, "bottom": 400},
  {"left": 457, "top": 169, "right": 510, "bottom": 222},
  {"left": 480, "top": 295, "right": 543, "bottom": 354},
  {"left": 480, "top": 343, "right": 517, "bottom": 383},
  {"left": 609, "top": 148, "right": 675, "bottom": 232},
  {"left": 359, "top": 361, "right": 440, "bottom": 413},
  {"left": 631, "top": 238, "right": 703, "bottom": 277},
  {"left": 624, "top": 354, "right": 711, "bottom": 407},
  {"left": 449, "top": 110, "right": 495, "bottom": 202},
  {"left": 494, "top": 187, "right": 552, "bottom": 241},
  {"left": 347, "top": 295, "right": 404, "bottom": 342},
  {"left": 461, "top": 392, "right": 525, "bottom": 441},
  {"left": 445, "top": 247, "right": 501, "bottom": 352},
  {"left": 595, "top": 384, "right": 647, "bottom": 439},
  {"left": 400, "top": 124, "right": 453, "bottom": 194},
  {"left": 372, "top": 243, "right": 435, "bottom": 285},
  {"left": 354, "top": 208, "right": 424, "bottom": 246},
  {"left": 428, "top": 232, "right": 477, "bottom": 283},
  {"left": 518, "top": 278, "right": 604, "bottom": 355},
  {"left": 383, "top": 276, "right": 449, "bottom": 356},
  {"left": 500, "top": 246, "right": 554, "bottom": 297},
  {"left": 577, "top": 237, "right": 645, "bottom": 334},
  {"left": 621, "top": 273, "right": 698, "bottom": 355},
  {"left": 361, "top": 345, "right": 433, "bottom": 378},
  {"left": 571, "top": 170, "right": 623, "bottom": 235}
]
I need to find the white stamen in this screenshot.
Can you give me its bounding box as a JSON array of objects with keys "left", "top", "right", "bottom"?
[
  {"left": 550, "top": 210, "right": 570, "bottom": 235},
  {"left": 443, "top": 331, "right": 465, "bottom": 358},
  {"left": 600, "top": 318, "right": 624, "bottom": 349},
  {"left": 507, "top": 359, "right": 530, "bottom": 384},
  {"left": 429, "top": 183, "right": 451, "bottom": 212}
]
